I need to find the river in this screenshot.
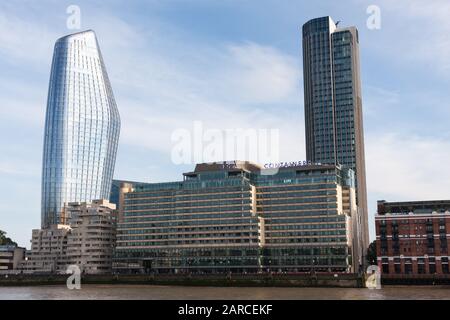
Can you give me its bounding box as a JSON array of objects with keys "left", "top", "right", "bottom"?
[{"left": 0, "top": 285, "right": 449, "bottom": 300}]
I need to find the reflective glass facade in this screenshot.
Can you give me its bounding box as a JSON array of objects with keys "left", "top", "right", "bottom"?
[
  {"left": 41, "top": 30, "right": 120, "bottom": 228},
  {"left": 253, "top": 170, "right": 350, "bottom": 270},
  {"left": 302, "top": 17, "right": 369, "bottom": 252},
  {"left": 114, "top": 162, "right": 358, "bottom": 274}
]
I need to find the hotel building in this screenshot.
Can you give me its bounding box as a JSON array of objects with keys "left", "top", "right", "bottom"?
[
  {"left": 375, "top": 200, "right": 450, "bottom": 275},
  {"left": 114, "top": 161, "right": 361, "bottom": 274}
]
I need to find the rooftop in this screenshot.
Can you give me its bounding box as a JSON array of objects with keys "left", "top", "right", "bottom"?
[
  {"left": 377, "top": 199, "right": 450, "bottom": 215},
  {"left": 183, "top": 160, "right": 337, "bottom": 177},
  {"left": 56, "top": 29, "right": 95, "bottom": 42}
]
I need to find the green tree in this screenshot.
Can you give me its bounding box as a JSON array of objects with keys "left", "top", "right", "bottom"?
[
  {"left": 0, "top": 230, "right": 17, "bottom": 246},
  {"left": 366, "top": 240, "right": 377, "bottom": 265}
]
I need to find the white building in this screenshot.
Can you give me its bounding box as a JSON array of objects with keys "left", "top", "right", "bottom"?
[
  {"left": 65, "top": 199, "right": 117, "bottom": 274},
  {"left": 21, "top": 200, "right": 116, "bottom": 274},
  {"left": 21, "top": 225, "right": 71, "bottom": 273}
]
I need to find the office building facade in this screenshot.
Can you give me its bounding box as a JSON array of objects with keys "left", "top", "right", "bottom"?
[
  {"left": 302, "top": 16, "right": 369, "bottom": 253},
  {"left": 114, "top": 161, "right": 361, "bottom": 274},
  {"left": 110, "top": 180, "right": 152, "bottom": 223},
  {"left": 41, "top": 30, "right": 120, "bottom": 228},
  {"left": 375, "top": 200, "right": 450, "bottom": 275}
]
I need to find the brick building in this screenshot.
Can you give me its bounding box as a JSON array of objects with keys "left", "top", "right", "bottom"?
[{"left": 375, "top": 200, "right": 450, "bottom": 275}]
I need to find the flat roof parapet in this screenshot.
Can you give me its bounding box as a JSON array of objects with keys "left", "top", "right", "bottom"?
[
  {"left": 377, "top": 199, "right": 450, "bottom": 215},
  {"left": 185, "top": 160, "right": 338, "bottom": 176},
  {"left": 185, "top": 161, "right": 262, "bottom": 176}
]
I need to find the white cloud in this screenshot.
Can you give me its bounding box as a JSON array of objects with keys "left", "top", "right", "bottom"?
[
  {"left": 0, "top": 5, "right": 303, "bottom": 162},
  {"left": 365, "top": 131, "right": 450, "bottom": 240},
  {"left": 366, "top": 132, "right": 450, "bottom": 201},
  {"left": 224, "top": 42, "right": 301, "bottom": 103},
  {"left": 0, "top": 10, "right": 57, "bottom": 69},
  {"left": 0, "top": 78, "right": 47, "bottom": 126},
  {"left": 0, "top": 161, "right": 39, "bottom": 177},
  {"left": 363, "top": 85, "right": 400, "bottom": 117},
  {"left": 361, "top": 0, "right": 450, "bottom": 73},
  {"left": 119, "top": 97, "right": 305, "bottom": 165},
  {"left": 82, "top": 14, "right": 305, "bottom": 165}
]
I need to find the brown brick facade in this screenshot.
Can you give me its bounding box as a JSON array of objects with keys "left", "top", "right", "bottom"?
[{"left": 375, "top": 200, "right": 450, "bottom": 275}]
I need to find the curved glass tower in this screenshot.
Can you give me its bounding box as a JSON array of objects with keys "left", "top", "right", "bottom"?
[{"left": 41, "top": 30, "right": 120, "bottom": 228}]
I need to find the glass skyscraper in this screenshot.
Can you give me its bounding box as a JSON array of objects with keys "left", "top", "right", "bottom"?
[
  {"left": 41, "top": 30, "right": 120, "bottom": 228},
  {"left": 302, "top": 17, "right": 369, "bottom": 259}
]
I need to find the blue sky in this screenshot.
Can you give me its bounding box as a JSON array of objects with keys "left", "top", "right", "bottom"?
[{"left": 1, "top": 0, "right": 450, "bottom": 248}]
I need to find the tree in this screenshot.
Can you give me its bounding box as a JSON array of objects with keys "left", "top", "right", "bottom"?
[
  {"left": 0, "top": 230, "right": 17, "bottom": 246},
  {"left": 366, "top": 240, "right": 377, "bottom": 265}
]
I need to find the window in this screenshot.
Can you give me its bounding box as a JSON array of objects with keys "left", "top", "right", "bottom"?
[
  {"left": 405, "top": 264, "right": 413, "bottom": 274},
  {"left": 429, "top": 263, "right": 436, "bottom": 274},
  {"left": 418, "top": 264, "right": 425, "bottom": 274},
  {"left": 443, "top": 264, "right": 449, "bottom": 274}
]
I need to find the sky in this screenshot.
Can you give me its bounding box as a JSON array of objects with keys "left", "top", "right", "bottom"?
[{"left": 1, "top": 0, "right": 450, "bottom": 248}]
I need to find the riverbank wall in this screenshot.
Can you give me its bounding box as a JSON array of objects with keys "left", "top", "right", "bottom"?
[
  {"left": 381, "top": 274, "right": 450, "bottom": 285},
  {"left": 0, "top": 273, "right": 363, "bottom": 288}
]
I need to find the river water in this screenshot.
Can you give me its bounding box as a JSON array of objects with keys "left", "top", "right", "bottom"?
[{"left": 0, "top": 285, "right": 449, "bottom": 300}]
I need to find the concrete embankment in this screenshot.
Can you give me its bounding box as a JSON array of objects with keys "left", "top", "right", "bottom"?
[
  {"left": 381, "top": 274, "right": 450, "bottom": 286},
  {"left": 0, "top": 273, "right": 363, "bottom": 288}
]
